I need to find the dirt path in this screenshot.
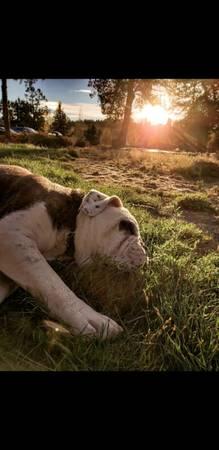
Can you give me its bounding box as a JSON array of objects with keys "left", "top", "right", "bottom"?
[
  {"left": 64, "top": 157, "right": 200, "bottom": 193},
  {"left": 61, "top": 155, "right": 219, "bottom": 249}
]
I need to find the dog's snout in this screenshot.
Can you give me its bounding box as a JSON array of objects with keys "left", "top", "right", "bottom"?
[{"left": 139, "top": 238, "right": 146, "bottom": 249}]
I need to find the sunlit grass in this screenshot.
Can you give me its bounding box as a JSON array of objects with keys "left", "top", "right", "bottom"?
[{"left": 0, "top": 144, "right": 218, "bottom": 371}]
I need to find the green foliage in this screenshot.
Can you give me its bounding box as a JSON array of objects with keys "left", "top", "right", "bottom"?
[
  {"left": 10, "top": 98, "right": 48, "bottom": 131},
  {"left": 0, "top": 80, "right": 49, "bottom": 131},
  {"left": 50, "top": 101, "right": 71, "bottom": 135},
  {"left": 174, "top": 193, "right": 216, "bottom": 212},
  {"left": 89, "top": 79, "right": 155, "bottom": 121},
  {"left": 165, "top": 79, "right": 219, "bottom": 144},
  {"left": 3, "top": 132, "right": 72, "bottom": 148},
  {"left": 173, "top": 158, "right": 219, "bottom": 180},
  {"left": 27, "top": 133, "right": 72, "bottom": 148},
  {"left": 89, "top": 79, "right": 128, "bottom": 120}
]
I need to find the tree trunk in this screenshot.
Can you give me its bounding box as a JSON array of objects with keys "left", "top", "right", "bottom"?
[
  {"left": 119, "top": 80, "right": 135, "bottom": 147},
  {"left": 1, "top": 79, "right": 11, "bottom": 140}
]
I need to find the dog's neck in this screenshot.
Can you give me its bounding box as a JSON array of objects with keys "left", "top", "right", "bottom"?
[{"left": 63, "top": 190, "right": 85, "bottom": 258}]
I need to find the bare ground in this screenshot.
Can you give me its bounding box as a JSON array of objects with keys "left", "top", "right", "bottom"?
[{"left": 61, "top": 150, "right": 219, "bottom": 251}]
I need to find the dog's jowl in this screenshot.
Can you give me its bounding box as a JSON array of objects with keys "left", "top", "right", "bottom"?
[{"left": 0, "top": 165, "right": 147, "bottom": 338}]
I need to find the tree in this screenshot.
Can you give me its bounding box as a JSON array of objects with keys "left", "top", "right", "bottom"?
[
  {"left": 50, "top": 101, "right": 71, "bottom": 135},
  {"left": 0, "top": 79, "right": 48, "bottom": 134},
  {"left": 2, "top": 96, "right": 48, "bottom": 131},
  {"left": 161, "top": 79, "right": 204, "bottom": 116},
  {"left": 88, "top": 79, "right": 155, "bottom": 147},
  {"left": 1, "top": 79, "right": 11, "bottom": 139},
  {"left": 165, "top": 79, "right": 219, "bottom": 147},
  {"left": 119, "top": 79, "right": 135, "bottom": 147},
  {"left": 23, "top": 80, "right": 48, "bottom": 130},
  {"left": 193, "top": 79, "right": 219, "bottom": 132}
]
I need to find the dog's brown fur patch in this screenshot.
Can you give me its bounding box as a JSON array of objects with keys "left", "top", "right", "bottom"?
[{"left": 0, "top": 165, "right": 85, "bottom": 256}]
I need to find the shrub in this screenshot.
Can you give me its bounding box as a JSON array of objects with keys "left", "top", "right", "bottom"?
[
  {"left": 174, "top": 193, "right": 216, "bottom": 212},
  {"left": 84, "top": 124, "right": 101, "bottom": 145},
  {"left": 9, "top": 133, "right": 72, "bottom": 148},
  {"left": 171, "top": 157, "right": 219, "bottom": 180}
]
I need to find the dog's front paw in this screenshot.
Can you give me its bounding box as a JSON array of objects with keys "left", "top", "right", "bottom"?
[
  {"left": 89, "top": 311, "right": 123, "bottom": 339},
  {"left": 71, "top": 309, "right": 123, "bottom": 339}
]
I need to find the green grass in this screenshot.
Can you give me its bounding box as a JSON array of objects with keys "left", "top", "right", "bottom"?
[
  {"left": 173, "top": 193, "right": 217, "bottom": 213},
  {"left": 0, "top": 144, "right": 218, "bottom": 371},
  {"left": 174, "top": 159, "right": 219, "bottom": 180}
]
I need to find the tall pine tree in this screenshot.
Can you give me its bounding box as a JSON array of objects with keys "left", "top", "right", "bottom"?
[{"left": 51, "top": 101, "right": 70, "bottom": 135}]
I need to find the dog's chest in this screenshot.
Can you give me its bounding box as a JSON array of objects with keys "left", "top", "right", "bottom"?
[{"left": 43, "top": 227, "right": 70, "bottom": 260}]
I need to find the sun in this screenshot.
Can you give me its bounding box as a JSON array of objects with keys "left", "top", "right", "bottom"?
[{"left": 133, "top": 104, "right": 170, "bottom": 125}]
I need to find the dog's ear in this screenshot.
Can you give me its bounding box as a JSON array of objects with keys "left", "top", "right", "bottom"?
[
  {"left": 108, "top": 196, "right": 123, "bottom": 208},
  {"left": 80, "top": 190, "right": 123, "bottom": 217}
]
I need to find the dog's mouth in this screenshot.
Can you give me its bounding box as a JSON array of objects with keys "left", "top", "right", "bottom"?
[
  {"left": 115, "top": 234, "right": 148, "bottom": 268},
  {"left": 77, "top": 253, "right": 148, "bottom": 274},
  {"left": 96, "top": 237, "right": 148, "bottom": 271},
  {"left": 113, "top": 244, "right": 148, "bottom": 270},
  {"left": 76, "top": 242, "right": 148, "bottom": 271}
]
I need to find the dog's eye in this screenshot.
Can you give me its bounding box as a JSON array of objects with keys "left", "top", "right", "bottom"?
[
  {"left": 119, "top": 220, "right": 137, "bottom": 235},
  {"left": 95, "top": 205, "right": 100, "bottom": 208}
]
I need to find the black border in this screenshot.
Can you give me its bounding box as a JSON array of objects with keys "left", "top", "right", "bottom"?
[
  {"left": 1, "top": 57, "right": 218, "bottom": 79},
  {"left": 1, "top": 371, "right": 218, "bottom": 428},
  {"left": 1, "top": 371, "right": 218, "bottom": 393},
  {"left": 1, "top": 30, "right": 219, "bottom": 79},
  {"left": 1, "top": 24, "right": 218, "bottom": 421},
  {"left": 3, "top": 2, "right": 219, "bottom": 78}
]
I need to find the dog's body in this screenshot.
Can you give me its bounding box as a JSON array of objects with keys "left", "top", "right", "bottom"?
[{"left": 0, "top": 165, "right": 146, "bottom": 338}]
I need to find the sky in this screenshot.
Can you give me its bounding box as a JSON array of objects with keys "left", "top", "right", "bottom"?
[
  {"left": 6, "top": 79, "right": 181, "bottom": 125},
  {"left": 7, "top": 79, "right": 105, "bottom": 121}
]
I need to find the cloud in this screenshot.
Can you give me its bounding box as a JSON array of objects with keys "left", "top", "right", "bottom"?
[
  {"left": 42, "top": 101, "right": 104, "bottom": 121},
  {"left": 70, "top": 89, "right": 92, "bottom": 94}
]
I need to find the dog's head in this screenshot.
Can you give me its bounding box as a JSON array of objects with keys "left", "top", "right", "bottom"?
[{"left": 74, "top": 189, "right": 148, "bottom": 270}]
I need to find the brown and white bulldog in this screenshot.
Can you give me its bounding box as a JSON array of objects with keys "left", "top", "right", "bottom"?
[{"left": 0, "top": 164, "right": 147, "bottom": 339}]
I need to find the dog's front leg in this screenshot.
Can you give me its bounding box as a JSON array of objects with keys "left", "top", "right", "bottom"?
[
  {"left": 0, "top": 272, "right": 17, "bottom": 304},
  {"left": 0, "top": 231, "right": 123, "bottom": 338}
]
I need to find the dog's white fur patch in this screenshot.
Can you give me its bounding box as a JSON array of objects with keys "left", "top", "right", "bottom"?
[
  {"left": 0, "top": 202, "right": 68, "bottom": 257},
  {"left": 75, "top": 203, "right": 146, "bottom": 269},
  {"left": 80, "top": 189, "right": 123, "bottom": 216}
]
